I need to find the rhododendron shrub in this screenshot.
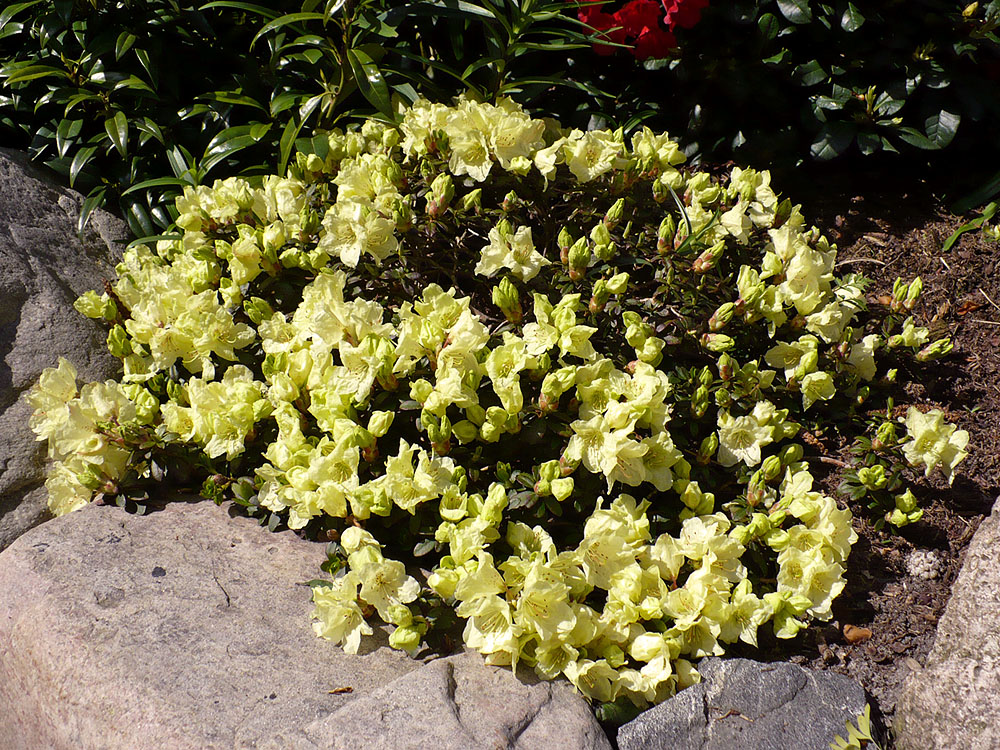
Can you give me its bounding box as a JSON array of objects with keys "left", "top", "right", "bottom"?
[{"left": 30, "top": 97, "right": 965, "bottom": 710}]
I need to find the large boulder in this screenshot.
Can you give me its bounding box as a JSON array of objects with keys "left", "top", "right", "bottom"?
[
  {"left": 0, "top": 498, "right": 611, "bottom": 750},
  {"left": 617, "top": 658, "right": 872, "bottom": 750},
  {"left": 894, "top": 496, "right": 1000, "bottom": 750},
  {"left": 0, "top": 148, "right": 128, "bottom": 549}
]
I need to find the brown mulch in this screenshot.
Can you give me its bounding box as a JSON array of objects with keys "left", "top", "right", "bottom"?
[{"left": 744, "top": 161, "right": 1000, "bottom": 742}]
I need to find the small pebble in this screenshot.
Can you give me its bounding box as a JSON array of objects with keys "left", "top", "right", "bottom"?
[{"left": 905, "top": 548, "right": 943, "bottom": 580}]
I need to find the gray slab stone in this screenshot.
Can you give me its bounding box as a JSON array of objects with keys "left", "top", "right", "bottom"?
[
  {"left": 266, "top": 652, "right": 613, "bottom": 750},
  {"left": 0, "top": 148, "right": 129, "bottom": 549},
  {"left": 0, "top": 499, "right": 612, "bottom": 750},
  {"left": 0, "top": 499, "right": 420, "bottom": 749},
  {"left": 894, "top": 496, "right": 1000, "bottom": 750},
  {"left": 618, "top": 658, "right": 870, "bottom": 750}
]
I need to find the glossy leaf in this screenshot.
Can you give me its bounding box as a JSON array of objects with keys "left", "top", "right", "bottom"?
[
  {"left": 924, "top": 109, "right": 960, "bottom": 148},
  {"left": 77, "top": 186, "right": 107, "bottom": 235},
  {"left": 841, "top": 3, "right": 864, "bottom": 32},
  {"left": 68, "top": 145, "right": 97, "bottom": 187},
  {"left": 777, "top": 0, "right": 812, "bottom": 24},
  {"left": 105, "top": 111, "right": 129, "bottom": 158},
  {"left": 346, "top": 47, "right": 393, "bottom": 118},
  {"left": 810, "top": 121, "right": 856, "bottom": 160}
]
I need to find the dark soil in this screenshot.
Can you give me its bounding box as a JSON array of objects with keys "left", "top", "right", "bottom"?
[{"left": 751, "top": 161, "right": 1000, "bottom": 744}]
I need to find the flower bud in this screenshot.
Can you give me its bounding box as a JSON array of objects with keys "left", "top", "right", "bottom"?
[
  {"left": 692, "top": 241, "right": 726, "bottom": 273},
  {"left": 761, "top": 455, "right": 783, "bottom": 482},
  {"left": 392, "top": 199, "right": 413, "bottom": 232},
  {"left": 427, "top": 173, "right": 455, "bottom": 217},
  {"left": 558, "top": 227, "right": 574, "bottom": 263},
  {"left": 652, "top": 178, "right": 669, "bottom": 203},
  {"left": 367, "top": 411, "right": 395, "bottom": 438},
  {"left": 459, "top": 188, "right": 482, "bottom": 213},
  {"left": 701, "top": 333, "right": 735, "bottom": 352},
  {"left": 691, "top": 384, "right": 709, "bottom": 418},
  {"left": 604, "top": 198, "right": 626, "bottom": 229},
  {"left": 590, "top": 279, "right": 610, "bottom": 313},
  {"left": 708, "top": 302, "right": 735, "bottom": 331},
  {"left": 502, "top": 190, "right": 518, "bottom": 212},
  {"left": 905, "top": 276, "right": 923, "bottom": 311},
  {"left": 697, "top": 433, "right": 719, "bottom": 464},
  {"left": 718, "top": 353, "right": 735, "bottom": 381},
  {"left": 773, "top": 198, "right": 793, "bottom": 228},
  {"left": 873, "top": 422, "right": 897, "bottom": 450},
  {"left": 492, "top": 277, "right": 523, "bottom": 323},
  {"left": 780, "top": 443, "right": 804, "bottom": 465},
  {"left": 590, "top": 222, "right": 612, "bottom": 247},
  {"left": 106, "top": 325, "right": 132, "bottom": 358},
  {"left": 916, "top": 338, "right": 953, "bottom": 362},
  {"left": 698, "top": 366, "right": 714, "bottom": 388},
  {"left": 657, "top": 215, "right": 676, "bottom": 254},
  {"left": 551, "top": 477, "right": 574, "bottom": 502},
  {"left": 567, "top": 238, "right": 591, "bottom": 281},
  {"left": 606, "top": 272, "right": 629, "bottom": 295},
  {"left": 858, "top": 465, "right": 888, "bottom": 491}
]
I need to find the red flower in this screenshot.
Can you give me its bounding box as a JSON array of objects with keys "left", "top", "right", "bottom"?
[
  {"left": 616, "top": 0, "right": 676, "bottom": 59},
  {"left": 661, "top": 0, "right": 709, "bottom": 30},
  {"left": 578, "top": 3, "right": 627, "bottom": 56}
]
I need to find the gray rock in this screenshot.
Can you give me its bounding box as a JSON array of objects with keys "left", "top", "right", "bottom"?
[
  {"left": 894, "top": 496, "right": 1000, "bottom": 750},
  {"left": 0, "top": 499, "right": 420, "bottom": 749},
  {"left": 0, "top": 148, "right": 129, "bottom": 549},
  {"left": 0, "top": 499, "right": 611, "bottom": 750},
  {"left": 618, "top": 658, "right": 870, "bottom": 750},
  {"left": 265, "top": 652, "right": 613, "bottom": 750}
]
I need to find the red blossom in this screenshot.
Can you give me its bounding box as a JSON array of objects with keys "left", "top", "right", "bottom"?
[
  {"left": 661, "top": 0, "right": 709, "bottom": 30},
  {"left": 574, "top": 0, "right": 706, "bottom": 59}
]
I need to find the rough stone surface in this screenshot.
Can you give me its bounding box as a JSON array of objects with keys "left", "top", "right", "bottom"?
[
  {"left": 894, "top": 496, "right": 1000, "bottom": 750},
  {"left": 264, "top": 651, "right": 613, "bottom": 750},
  {"left": 617, "top": 658, "right": 870, "bottom": 750},
  {"left": 0, "top": 499, "right": 611, "bottom": 750},
  {"left": 0, "top": 148, "right": 129, "bottom": 549}
]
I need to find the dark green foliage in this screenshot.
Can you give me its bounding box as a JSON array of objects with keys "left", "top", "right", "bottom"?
[
  {"left": 0, "top": 0, "right": 594, "bottom": 236},
  {"left": 563, "top": 1, "right": 1000, "bottom": 170}
]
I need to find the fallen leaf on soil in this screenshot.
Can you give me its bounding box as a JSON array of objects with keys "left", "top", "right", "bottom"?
[
  {"left": 843, "top": 624, "right": 873, "bottom": 644},
  {"left": 328, "top": 687, "right": 354, "bottom": 695}
]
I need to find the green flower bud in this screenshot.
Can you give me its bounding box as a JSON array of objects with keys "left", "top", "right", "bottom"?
[
  {"left": 452, "top": 420, "right": 480, "bottom": 444},
  {"left": 244, "top": 297, "right": 275, "bottom": 325},
  {"left": 495, "top": 218, "right": 513, "bottom": 240},
  {"left": 590, "top": 222, "right": 612, "bottom": 247},
  {"left": 606, "top": 272, "right": 629, "bottom": 295},
  {"left": 551, "top": 477, "right": 574, "bottom": 502},
  {"left": 106, "top": 325, "right": 132, "bottom": 358},
  {"left": 657, "top": 215, "right": 676, "bottom": 254},
  {"left": 410, "top": 379, "right": 433, "bottom": 403},
  {"left": 502, "top": 190, "right": 518, "bottom": 212},
  {"left": 427, "top": 173, "right": 455, "bottom": 216},
  {"left": 74, "top": 290, "right": 116, "bottom": 321},
  {"left": 698, "top": 366, "right": 714, "bottom": 388},
  {"left": 692, "top": 241, "right": 726, "bottom": 273},
  {"left": 594, "top": 242, "right": 616, "bottom": 262},
  {"left": 701, "top": 333, "right": 735, "bottom": 352},
  {"left": 539, "top": 460, "right": 561, "bottom": 484},
  {"left": 894, "top": 488, "right": 918, "bottom": 513},
  {"left": 905, "top": 276, "right": 923, "bottom": 310},
  {"left": 604, "top": 198, "right": 626, "bottom": 229},
  {"left": 388, "top": 623, "right": 424, "bottom": 655},
  {"left": 557, "top": 227, "right": 574, "bottom": 262},
  {"left": 568, "top": 238, "right": 591, "bottom": 281},
  {"left": 367, "top": 411, "right": 395, "bottom": 438},
  {"left": 916, "top": 338, "right": 954, "bottom": 362},
  {"left": 780, "top": 444, "right": 804, "bottom": 465},
  {"left": 718, "top": 353, "right": 735, "bottom": 381},
  {"left": 858, "top": 465, "right": 888, "bottom": 491},
  {"left": 590, "top": 279, "right": 610, "bottom": 313},
  {"left": 459, "top": 188, "right": 482, "bottom": 213},
  {"left": 691, "top": 384, "right": 709, "bottom": 418},
  {"left": 708, "top": 302, "right": 735, "bottom": 331},
  {"left": 697, "top": 433, "right": 719, "bottom": 464},
  {"left": 652, "top": 178, "right": 669, "bottom": 204},
  {"left": 761, "top": 455, "right": 783, "bottom": 481},
  {"left": 873, "top": 422, "right": 897, "bottom": 450},
  {"left": 714, "top": 388, "right": 732, "bottom": 407},
  {"left": 492, "top": 277, "right": 523, "bottom": 323}
]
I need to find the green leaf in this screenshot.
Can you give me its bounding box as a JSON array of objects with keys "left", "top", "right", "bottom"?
[
  {"left": 777, "top": 0, "right": 812, "bottom": 24},
  {"left": 55, "top": 118, "right": 82, "bottom": 158},
  {"left": 115, "top": 31, "right": 137, "bottom": 60},
  {"left": 942, "top": 202, "right": 998, "bottom": 252},
  {"left": 104, "top": 112, "right": 129, "bottom": 158},
  {"left": 122, "top": 176, "right": 192, "bottom": 197},
  {"left": 841, "top": 3, "right": 864, "bottom": 31},
  {"left": 69, "top": 145, "right": 97, "bottom": 187},
  {"left": 897, "top": 126, "right": 936, "bottom": 150},
  {"left": 251, "top": 12, "right": 327, "bottom": 48},
  {"left": 3, "top": 64, "right": 68, "bottom": 84},
  {"left": 758, "top": 12, "right": 780, "bottom": 40},
  {"left": 924, "top": 109, "right": 960, "bottom": 148},
  {"left": 856, "top": 131, "right": 881, "bottom": 156},
  {"left": 346, "top": 47, "right": 393, "bottom": 118},
  {"left": 793, "top": 59, "right": 827, "bottom": 86},
  {"left": 198, "top": 0, "right": 280, "bottom": 18},
  {"left": 77, "top": 187, "right": 107, "bottom": 236},
  {"left": 810, "top": 121, "right": 856, "bottom": 160},
  {"left": 0, "top": 0, "right": 44, "bottom": 32}
]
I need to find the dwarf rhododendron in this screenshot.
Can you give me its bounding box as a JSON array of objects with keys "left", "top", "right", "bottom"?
[{"left": 575, "top": 0, "right": 709, "bottom": 59}]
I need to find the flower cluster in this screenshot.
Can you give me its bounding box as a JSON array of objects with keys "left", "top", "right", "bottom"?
[
  {"left": 31, "top": 95, "right": 964, "bottom": 709},
  {"left": 576, "top": 0, "right": 709, "bottom": 60}
]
